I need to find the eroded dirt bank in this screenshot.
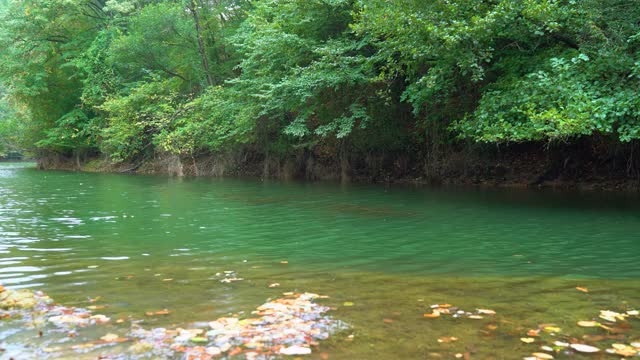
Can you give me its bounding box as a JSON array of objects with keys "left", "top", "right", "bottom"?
[{"left": 36, "top": 140, "right": 640, "bottom": 191}]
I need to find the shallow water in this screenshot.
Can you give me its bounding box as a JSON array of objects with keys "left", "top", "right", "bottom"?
[{"left": 0, "top": 162, "right": 639, "bottom": 359}]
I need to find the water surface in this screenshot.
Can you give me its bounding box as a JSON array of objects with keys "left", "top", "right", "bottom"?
[{"left": 1, "top": 163, "right": 639, "bottom": 359}]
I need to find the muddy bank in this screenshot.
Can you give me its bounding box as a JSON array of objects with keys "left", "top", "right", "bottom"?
[{"left": 36, "top": 140, "right": 640, "bottom": 191}]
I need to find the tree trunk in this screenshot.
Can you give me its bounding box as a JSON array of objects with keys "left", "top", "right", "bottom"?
[{"left": 190, "top": 0, "right": 214, "bottom": 87}]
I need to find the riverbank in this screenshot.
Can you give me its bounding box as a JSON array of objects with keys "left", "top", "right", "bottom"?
[{"left": 36, "top": 141, "right": 640, "bottom": 191}]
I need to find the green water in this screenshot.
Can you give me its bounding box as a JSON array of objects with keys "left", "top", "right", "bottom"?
[{"left": 1, "top": 162, "right": 639, "bottom": 359}]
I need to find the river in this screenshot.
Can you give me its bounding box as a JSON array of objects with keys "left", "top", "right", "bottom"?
[{"left": 1, "top": 162, "right": 639, "bottom": 359}]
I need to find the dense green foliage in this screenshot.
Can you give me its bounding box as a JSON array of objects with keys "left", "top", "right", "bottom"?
[{"left": 0, "top": 0, "right": 638, "bottom": 163}]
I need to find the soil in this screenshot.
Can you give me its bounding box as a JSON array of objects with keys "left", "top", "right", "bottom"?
[{"left": 35, "top": 139, "right": 640, "bottom": 192}]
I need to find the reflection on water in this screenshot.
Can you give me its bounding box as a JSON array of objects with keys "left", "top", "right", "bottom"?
[{"left": 0, "top": 163, "right": 639, "bottom": 358}]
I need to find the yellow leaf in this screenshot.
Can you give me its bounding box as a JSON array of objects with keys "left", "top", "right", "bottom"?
[
  {"left": 577, "top": 321, "right": 599, "bottom": 327},
  {"left": 423, "top": 311, "right": 441, "bottom": 318},
  {"left": 438, "top": 336, "right": 458, "bottom": 343},
  {"left": 532, "top": 352, "right": 553, "bottom": 359},
  {"left": 100, "top": 333, "right": 119, "bottom": 342}
]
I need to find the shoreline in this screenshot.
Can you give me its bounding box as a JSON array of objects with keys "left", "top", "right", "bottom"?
[{"left": 35, "top": 151, "right": 640, "bottom": 192}]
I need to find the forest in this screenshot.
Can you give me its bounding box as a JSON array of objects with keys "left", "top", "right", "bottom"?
[{"left": 1, "top": 0, "right": 639, "bottom": 184}]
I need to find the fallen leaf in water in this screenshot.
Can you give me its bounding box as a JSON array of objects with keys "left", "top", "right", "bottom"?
[
  {"left": 228, "top": 347, "right": 243, "bottom": 356},
  {"left": 145, "top": 309, "right": 170, "bottom": 316},
  {"left": 577, "top": 321, "right": 600, "bottom": 327},
  {"left": 88, "top": 296, "right": 101, "bottom": 303},
  {"left": 575, "top": 286, "right": 589, "bottom": 293},
  {"left": 432, "top": 304, "right": 452, "bottom": 308},
  {"left": 423, "top": 311, "right": 441, "bottom": 319},
  {"left": 521, "top": 337, "right": 535, "bottom": 344},
  {"left": 190, "top": 337, "right": 208, "bottom": 344},
  {"left": 280, "top": 261, "right": 288, "bottom": 264},
  {"left": 343, "top": 302, "right": 354, "bottom": 307},
  {"left": 599, "top": 324, "right": 629, "bottom": 334},
  {"left": 100, "top": 333, "right": 119, "bottom": 342},
  {"left": 627, "top": 310, "right": 639, "bottom": 316},
  {"left": 583, "top": 334, "right": 625, "bottom": 342},
  {"left": 280, "top": 345, "right": 312, "bottom": 355},
  {"left": 454, "top": 353, "right": 463, "bottom": 359},
  {"left": 87, "top": 305, "right": 105, "bottom": 310},
  {"left": 554, "top": 341, "right": 569, "bottom": 347},
  {"left": 162, "top": 278, "right": 173, "bottom": 282},
  {"left": 477, "top": 309, "right": 496, "bottom": 315},
  {"left": 268, "top": 283, "right": 280, "bottom": 288},
  {"left": 527, "top": 329, "right": 540, "bottom": 337},
  {"left": 437, "top": 336, "right": 458, "bottom": 343},
  {"left": 90, "top": 315, "right": 110, "bottom": 324},
  {"left": 543, "top": 326, "right": 561, "bottom": 333},
  {"left": 485, "top": 324, "right": 498, "bottom": 330},
  {"left": 116, "top": 318, "right": 125, "bottom": 324},
  {"left": 383, "top": 318, "right": 393, "bottom": 324},
  {"left": 532, "top": 352, "right": 553, "bottom": 359},
  {"left": 570, "top": 343, "right": 600, "bottom": 353},
  {"left": 468, "top": 315, "right": 484, "bottom": 320},
  {"left": 612, "top": 347, "right": 637, "bottom": 357}
]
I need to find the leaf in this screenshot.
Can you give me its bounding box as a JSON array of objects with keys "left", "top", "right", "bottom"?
[
  {"left": 477, "top": 309, "right": 496, "bottom": 315},
  {"left": 423, "top": 311, "right": 441, "bottom": 319},
  {"left": 576, "top": 286, "right": 589, "bottom": 293},
  {"left": 577, "top": 321, "right": 600, "bottom": 327},
  {"left": 145, "top": 309, "right": 170, "bottom": 316},
  {"left": 531, "top": 352, "right": 553, "bottom": 359},
  {"left": 437, "top": 336, "right": 458, "bottom": 343},
  {"left": 280, "top": 345, "right": 312, "bottom": 355},
  {"left": 343, "top": 302, "right": 354, "bottom": 307},
  {"left": 520, "top": 337, "right": 535, "bottom": 344},
  {"left": 542, "top": 326, "right": 561, "bottom": 333},
  {"left": 527, "top": 329, "right": 540, "bottom": 337},
  {"left": 570, "top": 343, "right": 600, "bottom": 353},
  {"left": 100, "top": 333, "right": 119, "bottom": 342}
]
